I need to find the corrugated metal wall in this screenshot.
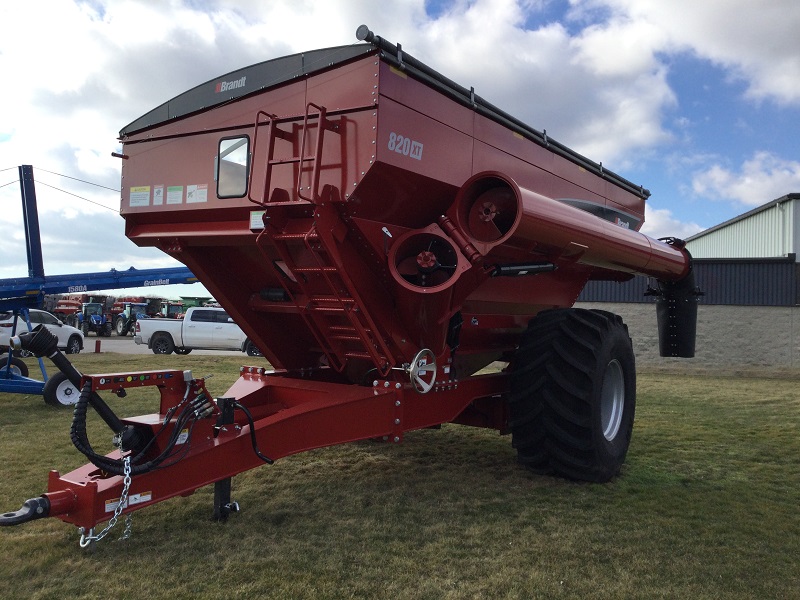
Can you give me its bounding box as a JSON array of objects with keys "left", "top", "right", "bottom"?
[
  {"left": 578, "top": 259, "right": 799, "bottom": 306},
  {"left": 686, "top": 198, "right": 797, "bottom": 259}
]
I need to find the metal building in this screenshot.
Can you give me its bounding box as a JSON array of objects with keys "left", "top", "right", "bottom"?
[
  {"left": 685, "top": 193, "right": 800, "bottom": 259},
  {"left": 579, "top": 193, "right": 800, "bottom": 306}
]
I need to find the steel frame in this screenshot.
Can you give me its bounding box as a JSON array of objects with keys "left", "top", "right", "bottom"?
[{"left": 43, "top": 367, "right": 508, "bottom": 530}]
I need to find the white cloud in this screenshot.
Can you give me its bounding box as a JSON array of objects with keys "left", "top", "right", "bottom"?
[
  {"left": 403, "top": 1, "right": 677, "bottom": 164},
  {"left": 577, "top": 0, "right": 800, "bottom": 105},
  {"left": 691, "top": 152, "right": 800, "bottom": 206},
  {"left": 640, "top": 204, "right": 703, "bottom": 240}
]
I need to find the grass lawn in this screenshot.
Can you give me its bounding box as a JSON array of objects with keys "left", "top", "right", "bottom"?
[{"left": 0, "top": 353, "right": 798, "bottom": 599}]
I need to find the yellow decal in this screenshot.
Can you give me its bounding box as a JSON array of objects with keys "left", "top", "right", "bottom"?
[
  {"left": 389, "top": 66, "right": 407, "bottom": 79},
  {"left": 129, "top": 186, "right": 150, "bottom": 207}
]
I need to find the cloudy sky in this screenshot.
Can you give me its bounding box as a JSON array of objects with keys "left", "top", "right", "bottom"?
[{"left": 1, "top": 0, "right": 799, "bottom": 298}]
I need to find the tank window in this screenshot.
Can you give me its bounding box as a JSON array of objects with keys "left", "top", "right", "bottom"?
[{"left": 217, "top": 136, "right": 249, "bottom": 198}]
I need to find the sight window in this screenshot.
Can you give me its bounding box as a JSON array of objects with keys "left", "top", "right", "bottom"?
[{"left": 217, "top": 136, "right": 249, "bottom": 198}]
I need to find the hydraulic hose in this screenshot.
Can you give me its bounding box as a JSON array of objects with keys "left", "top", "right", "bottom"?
[{"left": 70, "top": 381, "right": 213, "bottom": 476}]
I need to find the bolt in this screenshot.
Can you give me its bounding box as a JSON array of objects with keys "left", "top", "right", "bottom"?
[
  {"left": 373, "top": 380, "right": 379, "bottom": 387},
  {"left": 394, "top": 418, "right": 400, "bottom": 425},
  {"left": 393, "top": 436, "right": 400, "bottom": 443},
  {"left": 395, "top": 383, "right": 401, "bottom": 389},
  {"left": 395, "top": 400, "right": 401, "bottom": 406},
  {"left": 384, "top": 381, "right": 390, "bottom": 387}
]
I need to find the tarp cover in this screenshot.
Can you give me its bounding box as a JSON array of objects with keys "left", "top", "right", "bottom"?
[{"left": 119, "top": 44, "right": 375, "bottom": 136}]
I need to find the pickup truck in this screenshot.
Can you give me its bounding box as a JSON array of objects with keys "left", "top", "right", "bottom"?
[{"left": 134, "top": 306, "right": 261, "bottom": 356}]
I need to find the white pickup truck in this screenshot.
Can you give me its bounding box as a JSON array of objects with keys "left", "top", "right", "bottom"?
[{"left": 134, "top": 306, "right": 261, "bottom": 356}]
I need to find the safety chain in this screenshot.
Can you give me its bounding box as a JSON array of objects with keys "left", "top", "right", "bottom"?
[{"left": 79, "top": 455, "right": 133, "bottom": 548}]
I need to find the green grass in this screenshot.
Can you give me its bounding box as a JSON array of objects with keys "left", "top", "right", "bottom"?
[{"left": 0, "top": 354, "right": 798, "bottom": 599}]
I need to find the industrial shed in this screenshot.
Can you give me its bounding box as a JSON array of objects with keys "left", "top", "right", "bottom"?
[{"left": 577, "top": 193, "right": 800, "bottom": 368}]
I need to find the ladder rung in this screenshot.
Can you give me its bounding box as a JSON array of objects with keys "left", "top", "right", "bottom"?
[
  {"left": 331, "top": 334, "right": 362, "bottom": 342},
  {"left": 268, "top": 155, "right": 314, "bottom": 166},
  {"left": 344, "top": 351, "right": 374, "bottom": 360},
  {"left": 293, "top": 266, "right": 338, "bottom": 273},
  {"left": 328, "top": 325, "right": 373, "bottom": 336},
  {"left": 273, "top": 232, "right": 320, "bottom": 241},
  {"left": 309, "top": 296, "right": 354, "bottom": 304},
  {"left": 311, "top": 306, "right": 345, "bottom": 314}
]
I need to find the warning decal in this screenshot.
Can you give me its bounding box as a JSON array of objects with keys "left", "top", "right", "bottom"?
[
  {"left": 129, "top": 186, "right": 150, "bottom": 207},
  {"left": 187, "top": 184, "right": 208, "bottom": 203},
  {"left": 104, "top": 491, "right": 153, "bottom": 513}
]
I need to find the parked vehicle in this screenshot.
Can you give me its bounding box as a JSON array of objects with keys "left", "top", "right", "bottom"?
[
  {"left": 0, "top": 309, "right": 83, "bottom": 354},
  {"left": 75, "top": 303, "right": 112, "bottom": 337},
  {"left": 134, "top": 306, "right": 261, "bottom": 355},
  {"left": 113, "top": 301, "right": 149, "bottom": 336}
]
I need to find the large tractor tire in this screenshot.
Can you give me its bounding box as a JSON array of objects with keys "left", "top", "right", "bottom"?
[
  {"left": 508, "top": 308, "right": 636, "bottom": 483},
  {"left": 115, "top": 318, "right": 127, "bottom": 336},
  {"left": 43, "top": 372, "right": 80, "bottom": 407}
]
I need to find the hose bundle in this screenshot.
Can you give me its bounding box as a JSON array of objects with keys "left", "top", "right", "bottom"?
[{"left": 70, "top": 382, "right": 210, "bottom": 476}]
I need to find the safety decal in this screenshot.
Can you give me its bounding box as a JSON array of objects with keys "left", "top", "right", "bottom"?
[
  {"left": 249, "top": 210, "right": 265, "bottom": 230},
  {"left": 153, "top": 185, "right": 164, "bottom": 206},
  {"left": 187, "top": 184, "right": 208, "bottom": 203},
  {"left": 104, "top": 491, "right": 153, "bottom": 513},
  {"left": 129, "top": 186, "right": 150, "bottom": 207},
  {"left": 167, "top": 185, "right": 183, "bottom": 204},
  {"left": 176, "top": 428, "right": 189, "bottom": 445}
]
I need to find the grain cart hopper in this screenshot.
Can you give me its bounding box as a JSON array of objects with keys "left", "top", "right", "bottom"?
[{"left": 0, "top": 26, "right": 698, "bottom": 544}]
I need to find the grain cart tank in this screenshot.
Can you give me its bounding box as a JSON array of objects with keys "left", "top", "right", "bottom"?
[{"left": 1, "top": 27, "right": 698, "bottom": 544}]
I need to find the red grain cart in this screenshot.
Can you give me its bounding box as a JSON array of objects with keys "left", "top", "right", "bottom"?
[{"left": 2, "top": 27, "right": 698, "bottom": 544}]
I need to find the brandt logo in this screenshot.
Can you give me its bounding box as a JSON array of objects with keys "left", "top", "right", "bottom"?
[{"left": 215, "top": 76, "right": 246, "bottom": 93}]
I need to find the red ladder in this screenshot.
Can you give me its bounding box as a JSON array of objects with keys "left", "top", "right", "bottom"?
[
  {"left": 267, "top": 221, "right": 394, "bottom": 376},
  {"left": 251, "top": 104, "right": 394, "bottom": 375},
  {"left": 248, "top": 103, "right": 338, "bottom": 206}
]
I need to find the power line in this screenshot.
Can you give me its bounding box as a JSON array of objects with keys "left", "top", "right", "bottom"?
[
  {"left": 0, "top": 166, "right": 17, "bottom": 173},
  {"left": 36, "top": 180, "right": 118, "bottom": 213},
  {"left": 0, "top": 179, "right": 19, "bottom": 189},
  {"left": 34, "top": 166, "right": 121, "bottom": 193}
]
